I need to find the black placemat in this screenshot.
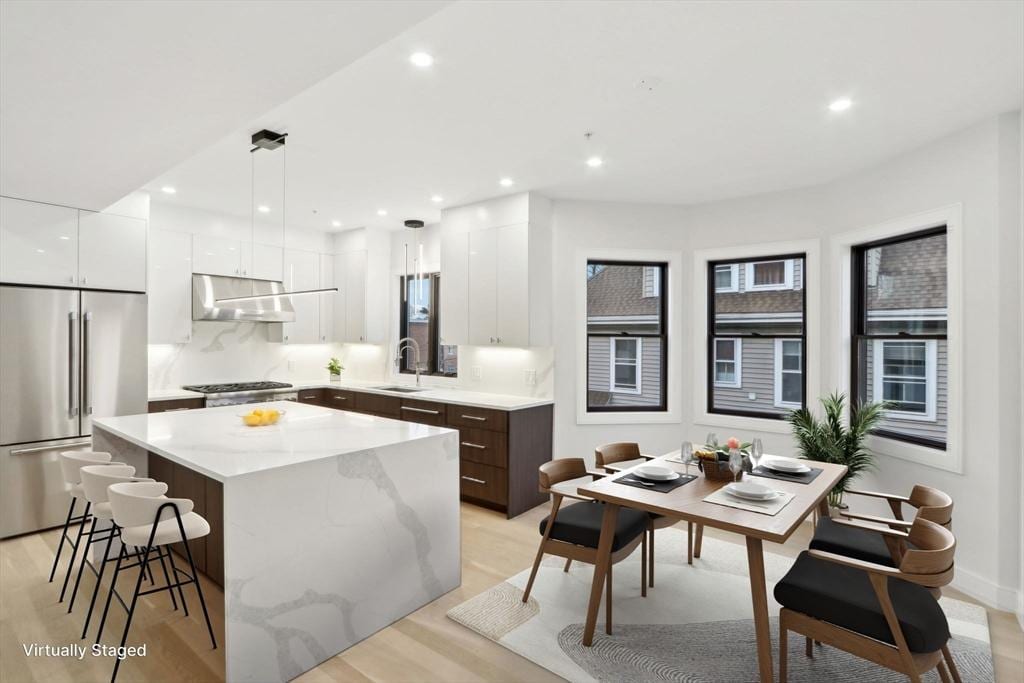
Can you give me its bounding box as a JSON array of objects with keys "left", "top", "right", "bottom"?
[
  {"left": 749, "top": 465, "right": 823, "bottom": 484},
  {"left": 614, "top": 473, "right": 697, "bottom": 493}
]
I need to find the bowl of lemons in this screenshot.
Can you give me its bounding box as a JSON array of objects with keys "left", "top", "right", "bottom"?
[{"left": 240, "top": 407, "right": 283, "bottom": 427}]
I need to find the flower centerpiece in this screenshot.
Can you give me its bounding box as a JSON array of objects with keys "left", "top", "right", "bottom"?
[
  {"left": 326, "top": 357, "right": 344, "bottom": 381},
  {"left": 695, "top": 436, "right": 751, "bottom": 480}
]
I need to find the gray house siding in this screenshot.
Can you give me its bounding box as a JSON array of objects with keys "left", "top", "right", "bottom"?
[
  {"left": 711, "top": 338, "right": 796, "bottom": 417},
  {"left": 864, "top": 339, "right": 948, "bottom": 443},
  {"left": 587, "top": 337, "right": 663, "bottom": 408}
]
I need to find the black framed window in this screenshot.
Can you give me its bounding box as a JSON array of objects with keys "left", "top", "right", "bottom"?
[
  {"left": 586, "top": 261, "right": 667, "bottom": 412},
  {"left": 707, "top": 253, "right": 806, "bottom": 418},
  {"left": 399, "top": 273, "right": 457, "bottom": 377},
  {"left": 851, "top": 227, "right": 947, "bottom": 449}
]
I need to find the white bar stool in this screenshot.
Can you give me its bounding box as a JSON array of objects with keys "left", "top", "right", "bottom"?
[
  {"left": 53, "top": 450, "right": 115, "bottom": 601},
  {"left": 97, "top": 481, "right": 216, "bottom": 682},
  {"left": 73, "top": 465, "right": 161, "bottom": 640}
]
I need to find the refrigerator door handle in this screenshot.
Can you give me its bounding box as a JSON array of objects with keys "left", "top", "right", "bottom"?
[
  {"left": 83, "top": 311, "right": 92, "bottom": 415},
  {"left": 68, "top": 311, "right": 78, "bottom": 418},
  {"left": 11, "top": 440, "right": 92, "bottom": 456}
]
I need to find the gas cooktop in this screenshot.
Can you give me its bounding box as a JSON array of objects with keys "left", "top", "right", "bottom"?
[{"left": 182, "top": 381, "right": 293, "bottom": 394}]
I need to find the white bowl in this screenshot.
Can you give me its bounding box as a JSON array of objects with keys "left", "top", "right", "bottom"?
[
  {"left": 765, "top": 457, "right": 807, "bottom": 473},
  {"left": 726, "top": 481, "right": 776, "bottom": 501},
  {"left": 634, "top": 464, "right": 676, "bottom": 481}
]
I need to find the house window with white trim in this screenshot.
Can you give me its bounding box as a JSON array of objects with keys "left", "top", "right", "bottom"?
[
  {"left": 708, "top": 253, "right": 806, "bottom": 418},
  {"left": 774, "top": 339, "right": 803, "bottom": 408},
  {"left": 713, "top": 338, "right": 741, "bottom": 387},
  {"left": 587, "top": 261, "right": 667, "bottom": 412},
  {"left": 610, "top": 338, "right": 641, "bottom": 393},
  {"left": 852, "top": 228, "right": 947, "bottom": 449}
]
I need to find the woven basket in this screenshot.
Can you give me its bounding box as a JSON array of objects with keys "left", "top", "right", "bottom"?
[{"left": 699, "top": 457, "right": 736, "bottom": 481}]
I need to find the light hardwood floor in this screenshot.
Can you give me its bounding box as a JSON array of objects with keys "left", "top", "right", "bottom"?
[{"left": 2, "top": 503, "right": 1021, "bottom": 682}]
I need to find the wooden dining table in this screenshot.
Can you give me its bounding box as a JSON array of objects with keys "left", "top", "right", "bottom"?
[{"left": 574, "top": 452, "right": 846, "bottom": 683}]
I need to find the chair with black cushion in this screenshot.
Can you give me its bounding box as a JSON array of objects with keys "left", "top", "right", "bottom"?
[
  {"left": 595, "top": 442, "right": 701, "bottom": 587},
  {"left": 776, "top": 517, "right": 959, "bottom": 683},
  {"left": 521, "top": 458, "right": 649, "bottom": 635},
  {"left": 811, "top": 484, "right": 953, "bottom": 567}
]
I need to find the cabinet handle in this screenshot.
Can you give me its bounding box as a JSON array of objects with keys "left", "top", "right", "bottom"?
[
  {"left": 300, "top": 394, "right": 317, "bottom": 399},
  {"left": 461, "top": 442, "right": 486, "bottom": 450},
  {"left": 332, "top": 395, "right": 348, "bottom": 401},
  {"left": 67, "top": 312, "right": 77, "bottom": 418},
  {"left": 460, "top": 414, "right": 487, "bottom": 422},
  {"left": 12, "top": 440, "right": 92, "bottom": 456},
  {"left": 401, "top": 406, "right": 440, "bottom": 415},
  {"left": 69, "top": 276, "right": 75, "bottom": 284},
  {"left": 81, "top": 276, "right": 88, "bottom": 285},
  {"left": 489, "top": 337, "right": 495, "bottom": 343},
  {"left": 461, "top": 476, "right": 486, "bottom": 485},
  {"left": 164, "top": 407, "right": 192, "bottom": 412}
]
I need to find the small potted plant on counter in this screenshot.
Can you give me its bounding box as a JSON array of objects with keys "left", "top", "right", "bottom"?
[
  {"left": 696, "top": 436, "right": 751, "bottom": 480},
  {"left": 326, "top": 357, "right": 344, "bottom": 382}
]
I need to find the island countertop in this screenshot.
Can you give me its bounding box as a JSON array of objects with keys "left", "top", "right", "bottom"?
[{"left": 91, "top": 401, "right": 454, "bottom": 482}]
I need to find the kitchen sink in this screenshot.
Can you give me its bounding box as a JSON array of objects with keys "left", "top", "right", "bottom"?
[{"left": 371, "top": 385, "right": 425, "bottom": 393}]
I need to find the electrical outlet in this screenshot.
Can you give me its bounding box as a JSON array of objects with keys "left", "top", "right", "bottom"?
[
  {"left": 287, "top": 360, "right": 295, "bottom": 373},
  {"left": 524, "top": 369, "right": 537, "bottom": 386},
  {"left": 471, "top": 366, "right": 482, "bottom": 381},
  {"left": 747, "top": 392, "right": 756, "bottom": 400}
]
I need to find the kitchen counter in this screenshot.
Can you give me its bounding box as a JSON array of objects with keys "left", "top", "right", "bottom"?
[
  {"left": 148, "top": 379, "right": 552, "bottom": 411},
  {"left": 91, "top": 402, "right": 459, "bottom": 682}
]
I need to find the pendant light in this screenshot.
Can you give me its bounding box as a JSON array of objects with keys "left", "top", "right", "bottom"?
[{"left": 402, "top": 219, "right": 424, "bottom": 307}]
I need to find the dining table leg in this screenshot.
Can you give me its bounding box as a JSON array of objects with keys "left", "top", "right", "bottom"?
[
  {"left": 582, "top": 502, "right": 619, "bottom": 646},
  {"left": 746, "top": 536, "right": 774, "bottom": 682}
]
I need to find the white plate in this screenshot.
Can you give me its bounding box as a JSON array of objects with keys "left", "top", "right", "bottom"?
[
  {"left": 629, "top": 471, "right": 681, "bottom": 483},
  {"left": 726, "top": 481, "right": 776, "bottom": 500},
  {"left": 765, "top": 457, "right": 809, "bottom": 473},
  {"left": 635, "top": 464, "right": 676, "bottom": 481}
]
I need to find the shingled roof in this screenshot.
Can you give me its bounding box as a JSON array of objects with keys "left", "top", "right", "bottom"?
[
  {"left": 587, "top": 265, "right": 659, "bottom": 318},
  {"left": 866, "top": 233, "right": 947, "bottom": 311}
]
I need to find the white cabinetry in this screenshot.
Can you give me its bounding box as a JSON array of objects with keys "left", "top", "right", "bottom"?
[
  {"left": 148, "top": 229, "right": 193, "bottom": 344},
  {"left": 1, "top": 197, "right": 147, "bottom": 291},
  {"left": 440, "top": 193, "right": 550, "bottom": 347},
  {"left": 78, "top": 211, "right": 147, "bottom": 291},
  {"left": 333, "top": 250, "right": 368, "bottom": 343},
  {"left": 192, "top": 234, "right": 244, "bottom": 277},
  {"left": 318, "top": 253, "right": 334, "bottom": 343},
  {"left": 251, "top": 243, "right": 283, "bottom": 281},
  {"left": 280, "top": 248, "right": 320, "bottom": 344}
]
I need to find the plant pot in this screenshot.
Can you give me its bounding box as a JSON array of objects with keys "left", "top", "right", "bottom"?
[
  {"left": 827, "top": 489, "right": 847, "bottom": 509},
  {"left": 329, "top": 373, "right": 341, "bottom": 382}
]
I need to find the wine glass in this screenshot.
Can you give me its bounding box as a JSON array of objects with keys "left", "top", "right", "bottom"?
[
  {"left": 750, "top": 438, "right": 764, "bottom": 472},
  {"left": 729, "top": 447, "right": 743, "bottom": 483},
  {"left": 680, "top": 441, "right": 694, "bottom": 476},
  {"left": 705, "top": 432, "right": 717, "bottom": 449}
]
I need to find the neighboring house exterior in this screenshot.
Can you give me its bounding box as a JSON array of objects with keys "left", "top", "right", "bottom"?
[{"left": 587, "top": 264, "right": 664, "bottom": 408}]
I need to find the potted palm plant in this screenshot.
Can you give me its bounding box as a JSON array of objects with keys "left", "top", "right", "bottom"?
[{"left": 786, "top": 392, "right": 888, "bottom": 509}]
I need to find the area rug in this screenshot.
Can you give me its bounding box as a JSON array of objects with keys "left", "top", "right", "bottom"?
[{"left": 448, "top": 528, "right": 993, "bottom": 682}]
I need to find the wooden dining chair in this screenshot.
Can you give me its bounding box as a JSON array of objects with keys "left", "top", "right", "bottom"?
[
  {"left": 522, "top": 458, "right": 650, "bottom": 635},
  {"left": 776, "top": 517, "right": 959, "bottom": 683},
  {"left": 594, "top": 442, "right": 701, "bottom": 587},
  {"left": 811, "top": 484, "right": 952, "bottom": 567}
]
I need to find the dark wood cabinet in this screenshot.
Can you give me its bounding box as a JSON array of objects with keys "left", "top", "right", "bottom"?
[
  {"left": 146, "top": 452, "right": 224, "bottom": 588},
  {"left": 148, "top": 397, "right": 205, "bottom": 413},
  {"left": 297, "top": 388, "right": 326, "bottom": 406},
  {"left": 446, "top": 405, "right": 508, "bottom": 432},
  {"left": 398, "top": 398, "right": 447, "bottom": 426},
  {"left": 354, "top": 391, "right": 401, "bottom": 417},
  {"left": 325, "top": 388, "right": 356, "bottom": 409}
]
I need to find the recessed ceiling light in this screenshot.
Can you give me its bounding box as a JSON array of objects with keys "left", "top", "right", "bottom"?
[
  {"left": 161, "top": 186, "right": 176, "bottom": 194},
  {"left": 828, "top": 97, "right": 853, "bottom": 112},
  {"left": 586, "top": 156, "right": 604, "bottom": 168},
  {"left": 257, "top": 205, "right": 271, "bottom": 213},
  {"left": 431, "top": 195, "right": 444, "bottom": 203},
  {"left": 377, "top": 209, "right": 388, "bottom": 216},
  {"left": 409, "top": 52, "right": 434, "bottom": 68},
  {"left": 331, "top": 220, "right": 342, "bottom": 228},
  {"left": 59, "top": 235, "right": 70, "bottom": 240},
  {"left": 499, "top": 177, "right": 514, "bottom": 187}
]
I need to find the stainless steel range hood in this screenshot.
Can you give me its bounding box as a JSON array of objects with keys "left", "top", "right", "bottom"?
[{"left": 192, "top": 274, "right": 295, "bottom": 322}]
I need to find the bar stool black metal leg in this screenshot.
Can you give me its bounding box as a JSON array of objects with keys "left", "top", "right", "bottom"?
[
  {"left": 176, "top": 524, "right": 216, "bottom": 649},
  {"left": 110, "top": 543, "right": 152, "bottom": 683},
  {"left": 49, "top": 497, "right": 77, "bottom": 582},
  {"left": 60, "top": 501, "right": 91, "bottom": 602},
  {"left": 155, "top": 545, "right": 178, "bottom": 611},
  {"left": 67, "top": 517, "right": 97, "bottom": 612},
  {"left": 165, "top": 547, "right": 188, "bottom": 616},
  {"left": 95, "top": 544, "right": 126, "bottom": 645},
  {"left": 82, "top": 523, "right": 117, "bottom": 639}
]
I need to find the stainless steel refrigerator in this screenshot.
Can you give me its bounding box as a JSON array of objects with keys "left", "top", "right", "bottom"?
[{"left": 0, "top": 285, "right": 147, "bottom": 538}]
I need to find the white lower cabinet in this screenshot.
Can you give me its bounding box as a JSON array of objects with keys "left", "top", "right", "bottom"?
[
  {"left": 0, "top": 197, "right": 80, "bottom": 287},
  {"left": 280, "top": 248, "right": 320, "bottom": 344},
  {"left": 79, "top": 210, "right": 147, "bottom": 291},
  {"left": 148, "top": 229, "right": 193, "bottom": 343}
]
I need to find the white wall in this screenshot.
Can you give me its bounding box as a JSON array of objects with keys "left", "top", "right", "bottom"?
[{"left": 550, "top": 112, "right": 1022, "bottom": 612}]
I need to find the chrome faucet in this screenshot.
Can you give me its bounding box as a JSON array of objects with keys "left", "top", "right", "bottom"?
[{"left": 395, "top": 337, "right": 425, "bottom": 386}]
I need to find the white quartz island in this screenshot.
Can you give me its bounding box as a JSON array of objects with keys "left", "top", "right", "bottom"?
[{"left": 91, "top": 401, "right": 460, "bottom": 682}]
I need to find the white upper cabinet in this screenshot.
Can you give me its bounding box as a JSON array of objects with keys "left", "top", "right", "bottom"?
[
  {"left": 318, "top": 253, "right": 334, "bottom": 343},
  {"left": 78, "top": 210, "right": 147, "bottom": 291},
  {"left": 192, "top": 234, "right": 243, "bottom": 277},
  {"left": 251, "top": 243, "right": 283, "bottom": 281},
  {"left": 147, "top": 229, "right": 192, "bottom": 344},
  {"left": 279, "top": 248, "right": 320, "bottom": 344},
  {"left": 0, "top": 197, "right": 80, "bottom": 287},
  {"left": 334, "top": 250, "right": 368, "bottom": 343},
  {"left": 440, "top": 193, "right": 551, "bottom": 347}
]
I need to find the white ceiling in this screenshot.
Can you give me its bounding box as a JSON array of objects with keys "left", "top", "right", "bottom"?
[{"left": 0, "top": 0, "right": 447, "bottom": 211}]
